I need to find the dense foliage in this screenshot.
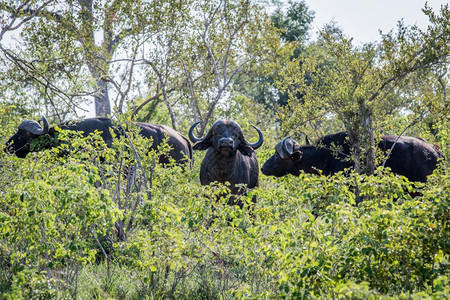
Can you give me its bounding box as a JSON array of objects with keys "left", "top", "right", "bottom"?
[
  {"left": 1, "top": 1, "right": 449, "bottom": 299},
  {"left": 0, "top": 114, "right": 448, "bottom": 299}
]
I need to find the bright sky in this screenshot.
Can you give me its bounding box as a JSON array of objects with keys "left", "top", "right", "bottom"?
[{"left": 306, "top": 0, "right": 448, "bottom": 43}]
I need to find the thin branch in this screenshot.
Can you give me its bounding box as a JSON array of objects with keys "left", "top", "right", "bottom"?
[
  {"left": 1, "top": 45, "right": 96, "bottom": 106},
  {"left": 222, "top": 5, "right": 249, "bottom": 86},
  {"left": 115, "top": 114, "right": 150, "bottom": 199},
  {"left": 117, "top": 43, "right": 139, "bottom": 112},
  {"left": 370, "top": 31, "right": 449, "bottom": 102},
  {"left": 107, "top": 27, "right": 133, "bottom": 53},
  {"left": 381, "top": 115, "right": 422, "bottom": 168},
  {"left": 438, "top": 71, "right": 447, "bottom": 103},
  {"left": 1, "top": 0, "right": 56, "bottom": 40},
  {"left": 182, "top": 62, "right": 203, "bottom": 121},
  {"left": 200, "top": 1, "right": 223, "bottom": 89},
  {"left": 131, "top": 87, "right": 177, "bottom": 119}
]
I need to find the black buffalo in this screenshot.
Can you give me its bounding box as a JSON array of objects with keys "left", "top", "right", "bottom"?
[
  {"left": 5, "top": 116, "right": 193, "bottom": 167},
  {"left": 261, "top": 132, "right": 444, "bottom": 182},
  {"left": 189, "top": 120, "right": 263, "bottom": 207}
]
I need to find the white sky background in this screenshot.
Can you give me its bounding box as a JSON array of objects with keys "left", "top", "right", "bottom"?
[
  {"left": 3, "top": 1, "right": 448, "bottom": 117},
  {"left": 306, "top": 0, "right": 448, "bottom": 43},
  {"left": 58, "top": 0, "right": 450, "bottom": 117}
]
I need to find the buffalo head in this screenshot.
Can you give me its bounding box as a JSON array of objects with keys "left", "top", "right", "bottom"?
[
  {"left": 5, "top": 116, "right": 50, "bottom": 158},
  {"left": 261, "top": 137, "right": 304, "bottom": 177},
  {"left": 188, "top": 120, "right": 263, "bottom": 156}
]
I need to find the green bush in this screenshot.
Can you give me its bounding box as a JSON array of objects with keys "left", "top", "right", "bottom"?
[
  {"left": 1, "top": 118, "right": 448, "bottom": 299},
  {"left": 0, "top": 131, "right": 121, "bottom": 297}
]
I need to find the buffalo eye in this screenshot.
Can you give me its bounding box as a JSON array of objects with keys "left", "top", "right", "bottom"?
[{"left": 292, "top": 151, "right": 302, "bottom": 160}]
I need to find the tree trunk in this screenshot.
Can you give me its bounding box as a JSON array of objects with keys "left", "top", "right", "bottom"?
[
  {"left": 347, "top": 124, "right": 363, "bottom": 204},
  {"left": 364, "top": 112, "right": 376, "bottom": 175},
  {"left": 348, "top": 125, "right": 361, "bottom": 174},
  {"left": 94, "top": 78, "right": 111, "bottom": 117},
  {"left": 162, "top": 86, "right": 177, "bottom": 130},
  {"left": 358, "top": 97, "right": 375, "bottom": 175}
]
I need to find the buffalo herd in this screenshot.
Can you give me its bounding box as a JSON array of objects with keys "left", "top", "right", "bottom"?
[
  {"left": 5, "top": 116, "right": 192, "bottom": 167},
  {"left": 261, "top": 132, "right": 445, "bottom": 183},
  {"left": 5, "top": 117, "right": 446, "bottom": 205}
]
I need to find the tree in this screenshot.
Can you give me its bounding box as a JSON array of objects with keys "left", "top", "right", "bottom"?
[
  {"left": 1, "top": 0, "right": 282, "bottom": 131},
  {"left": 234, "top": 0, "right": 314, "bottom": 109},
  {"left": 0, "top": 0, "right": 193, "bottom": 118},
  {"left": 132, "top": 0, "right": 284, "bottom": 134},
  {"left": 271, "top": 0, "right": 313, "bottom": 55},
  {"left": 277, "top": 3, "right": 449, "bottom": 175}
]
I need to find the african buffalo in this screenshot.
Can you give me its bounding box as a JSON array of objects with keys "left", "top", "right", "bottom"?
[
  {"left": 5, "top": 116, "right": 193, "bottom": 167},
  {"left": 189, "top": 120, "right": 263, "bottom": 207},
  {"left": 261, "top": 132, "right": 444, "bottom": 182}
]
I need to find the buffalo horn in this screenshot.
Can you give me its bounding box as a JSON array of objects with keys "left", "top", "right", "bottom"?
[
  {"left": 188, "top": 121, "right": 203, "bottom": 143},
  {"left": 17, "top": 115, "right": 49, "bottom": 136},
  {"left": 282, "top": 137, "right": 293, "bottom": 156},
  {"left": 248, "top": 125, "right": 264, "bottom": 150},
  {"left": 38, "top": 116, "right": 49, "bottom": 134},
  {"left": 305, "top": 135, "right": 311, "bottom": 145}
]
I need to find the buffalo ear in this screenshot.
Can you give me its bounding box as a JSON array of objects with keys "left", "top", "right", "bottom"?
[
  {"left": 193, "top": 140, "right": 211, "bottom": 151},
  {"left": 238, "top": 143, "right": 254, "bottom": 156}
]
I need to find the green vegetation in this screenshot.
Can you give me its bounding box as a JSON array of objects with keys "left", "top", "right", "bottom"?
[
  {"left": 0, "top": 129, "right": 448, "bottom": 298},
  {"left": 1, "top": 0, "right": 449, "bottom": 299}
]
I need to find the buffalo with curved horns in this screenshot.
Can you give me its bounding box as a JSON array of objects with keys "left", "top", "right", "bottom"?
[
  {"left": 189, "top": 120, "right": 263, "bottom": 207},
  {"left": 5, "top": 116, "right": 193, "bottom": 167},
  {"left": 261, "top": 132, "right": 444, "bottom": 182}
]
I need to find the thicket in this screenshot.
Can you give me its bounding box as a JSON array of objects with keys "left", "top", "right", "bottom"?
[
  {"left": 1, "top": 1, "right": 449, "bottom": 299},
  {"left": 0, "top": 113, "right": 449, "bottom": 299}
]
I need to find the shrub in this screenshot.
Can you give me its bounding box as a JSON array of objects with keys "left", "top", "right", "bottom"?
[{"left": 1, "top": 120, "right": 448, "bottom": 299}]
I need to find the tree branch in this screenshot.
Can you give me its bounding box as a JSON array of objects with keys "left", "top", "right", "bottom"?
[
  {"left": 200, "top": 0, "right": 223, "bottom": 89},
  {"left": 438, "top": 70, "right": 447, "bottom": 103},
  {"left": 1, "top": 0, "right": 56, "bottom": 41}
]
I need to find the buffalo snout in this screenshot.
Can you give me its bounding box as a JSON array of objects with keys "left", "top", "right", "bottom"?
[
  {"left": 4, "top": 137, "right": 22, "bottom": 156},
  {"left": 4, "top": 143, "right": 13, "bottom": 154},
  {"left": 261, "top": 157, "right": 275, "bottom": 176},
  {"left": 261, "top": 164, "right": 268, "bottom": 175},
  {"left": 219, "top": 137, "right": 234, "bottom": 149}
]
